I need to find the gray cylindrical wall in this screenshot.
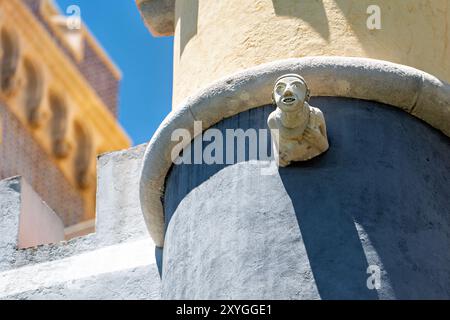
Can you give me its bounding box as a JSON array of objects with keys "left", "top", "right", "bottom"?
[{"left": 161, "top": 97, "right": 450, "bottom": 299}]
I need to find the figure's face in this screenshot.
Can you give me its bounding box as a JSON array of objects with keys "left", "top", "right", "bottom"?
[{"left": 273, "top": 76, "right": 308, "bottom": 112}]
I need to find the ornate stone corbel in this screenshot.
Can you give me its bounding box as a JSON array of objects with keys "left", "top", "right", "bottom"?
[
  {"left": 74, "top": 122, "right": 93, "bottom": 189},
  {"left": 49, "top": 93, "right": 71, "bottom": 158},
  {"left": 0, "top": 28, "right": 21, "bottom": 96},
  {"left": 23, "top": 59, "right": 44, "bottom": 127},
  {"left": 267, "top": 74, "right": 329, "bottom": 166}
]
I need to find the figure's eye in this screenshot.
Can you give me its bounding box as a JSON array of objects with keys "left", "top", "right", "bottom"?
[{"left": 276, "top": 84, "right": 285, "bottom": 93}]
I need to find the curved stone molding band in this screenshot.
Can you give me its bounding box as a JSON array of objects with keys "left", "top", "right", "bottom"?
[{"left": 140, "top": 56, "right": 450, "bottom": 247}]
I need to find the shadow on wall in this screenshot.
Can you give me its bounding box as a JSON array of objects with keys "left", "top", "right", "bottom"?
[
  {"left": 163, "top": 97, "right": 450, "bottom": 299},
  {"left": 164, "top": 105, "right": 275, "bottom": 230},
  {"left": 279, "top": 98, "right": 450, "bottom": 299},
  {"left": 159, "top": 105, "right": 275, "bottom": 277},
  {"left": 178, "top": 0, "right": 199, "bottom": 57},
  {"left": 271, "top": 0, "right": 449, "bottom": 82},
  {"left": 272, "top": 0, "right": 330, "bottom": 41},
  {"left": 279, "top": 155, "right": 378, "bottom": 300},
  {"left": 335, "top": 0, "right": 449, "bottom": 81},
  {"left": 332, "top": 0, "right": 449, "bottom": 56},
  {"left": 279, "top": 145, "right": 378, "bottom": 299}
]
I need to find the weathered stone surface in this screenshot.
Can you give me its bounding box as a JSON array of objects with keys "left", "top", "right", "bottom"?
[
  {"left": 140, "top": 57, "right": 450, "bottom": 247},
  {"left": 136, "top": 0, "right": 175, "bottom": 37},
  {"left": 162, "top": 98, "right": 450, "bottom": 299}
]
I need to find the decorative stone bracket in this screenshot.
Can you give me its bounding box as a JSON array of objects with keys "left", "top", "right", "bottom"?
[{"left": 136, "top": 0, "right": 175, "bottom": 37}]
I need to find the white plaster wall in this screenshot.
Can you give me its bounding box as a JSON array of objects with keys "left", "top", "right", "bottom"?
[
  {"left": 18, "top": 179, "right": 65, "bottom": 249},
  {"left": 0, "top": 144, "right": 161, "bottom": 300},
  {"left": 0, "top": 177, "right": 21, "bottom": 272}
]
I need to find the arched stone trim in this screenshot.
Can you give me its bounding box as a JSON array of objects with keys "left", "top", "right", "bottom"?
[
  {"left": 49, "top": 92, "right": 70, "bottom": 157},
  {"left": 0, "top": 27, "right": 20, "bottom": 95},
  {"left": 140, "top": 56, "right": 450, "bottom": 247},
  {"left": 73, "top": 121, "right": 93, "bottom": 189},
  {"left": 23, "top": 58, "right": 44, "bottom": 127}
]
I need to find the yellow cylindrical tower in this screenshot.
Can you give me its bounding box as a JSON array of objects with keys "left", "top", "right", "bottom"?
[{"left": 171, "top": 0, "right": 449, "bottom": 108}]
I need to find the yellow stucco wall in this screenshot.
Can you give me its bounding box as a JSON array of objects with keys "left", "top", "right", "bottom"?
[
  {"left": 0, "top": 0, "right": 131, "bottom": 222},
  {"left": 172, "top": 0, "right": 450, "bottom": 108}
]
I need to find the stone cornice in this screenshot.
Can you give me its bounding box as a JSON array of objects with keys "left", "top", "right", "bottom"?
[
  {"left": 140, "top": 56, "right": 450, "bottom": 247},
  {"left": 40, "top": 0, "right": 122, "bottom": 80},
  {"left": 136, "top": 0, "right": 175, "bottom": 37}
]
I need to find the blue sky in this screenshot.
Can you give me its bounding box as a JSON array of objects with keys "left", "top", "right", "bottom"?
[{"left": 56, "top": 0, "right": 174, "bottom": 145}]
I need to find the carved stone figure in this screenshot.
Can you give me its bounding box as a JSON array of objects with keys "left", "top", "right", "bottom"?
[{"left": 268, "top": 74, "right": 329, "bottom": 166}]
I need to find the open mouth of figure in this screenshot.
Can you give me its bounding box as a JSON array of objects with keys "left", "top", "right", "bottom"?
[{"left": 282, "top": 97, "right": 296, "bottom": 104}]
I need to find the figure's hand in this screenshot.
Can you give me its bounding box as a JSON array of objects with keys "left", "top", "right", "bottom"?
[
  {"left": 279, "top": 151, "right": 290, "bottom": 167},
  {"left": 302, "top": 127, "right": 317, "bottom": 142},
  {"left": 303, "top": 126, "right": 328, "bottom": 152}
]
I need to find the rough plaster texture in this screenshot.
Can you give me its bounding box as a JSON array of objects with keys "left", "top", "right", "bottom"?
[
  {"left": 0, "top": 145, "right": 161, "bottom": 300},
  {"left": 0, "top": 177, "right": 21, "bottom": 273},
  {"left": 171, "top": 0, "right": 450, "bottom": 106},
  {"left": 162, "top": 98, "right": 450, "bottom": 299},
  {"left": 140, "top": 57, "right": 450, "bottom": 247}
]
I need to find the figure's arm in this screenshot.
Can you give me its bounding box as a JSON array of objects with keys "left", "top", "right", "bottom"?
[
  {"left": 303, "top": 111, "right": 329, "bottom": 152},
  {"left": 268, "top": 113, "right": 290, "bottom": 166},
  {"left": 316, "top": 113, "right": 329, "bottom": 151},
  {"left": 267, "top": 114, "right": 280, "bottom": 150},
  {"left": 316, "top": 125, "right": 329, "bottom": 152},
  {"left": 318, "top": 113, "right": 327, "bottom": 138}
]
